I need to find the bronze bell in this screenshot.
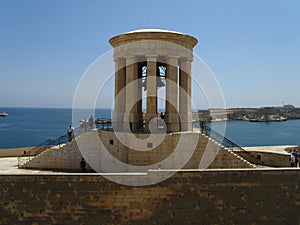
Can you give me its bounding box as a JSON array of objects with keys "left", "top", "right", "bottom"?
[{"left": 142, "top": 67, "right": 165, "bottom": 91}]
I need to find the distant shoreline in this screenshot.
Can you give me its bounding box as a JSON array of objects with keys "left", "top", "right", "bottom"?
[
  {"left": 0, "top": 147, "right": 33, "bottom": 158},
  {"left": 198, "top": 106, "right": 300, "bottom": 121}
]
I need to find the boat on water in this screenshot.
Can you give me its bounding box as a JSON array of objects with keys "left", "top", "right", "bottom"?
[{"left": 0, "top": 112, "right": 8, "bottom": 117}]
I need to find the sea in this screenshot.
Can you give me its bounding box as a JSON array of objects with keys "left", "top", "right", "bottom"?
[{"left": 0, "top": 107, "right": 299, "bottom": 149}]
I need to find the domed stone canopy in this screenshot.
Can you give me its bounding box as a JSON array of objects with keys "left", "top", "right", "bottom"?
[{"left": 111, "top": 29, "right": 198, "bottom": 133}]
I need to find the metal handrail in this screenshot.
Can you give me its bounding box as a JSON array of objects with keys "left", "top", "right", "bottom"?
[
  {"left": 204, "top": 124, "right": 265, "bottom": 166},
  {"left": 17, "top": 125, "right": 92, "bottom": 168},
  {"left": 96, "top": 121, "right": 202, "bottom": 133}
]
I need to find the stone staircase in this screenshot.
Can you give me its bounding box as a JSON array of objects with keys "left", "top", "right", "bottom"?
[
  {"left": 202, "top": 125, "right": 264, "bottom": 166},
  {"left": 182, "top": 132, "right": 256, "bottom": 169},
  {"left": 18, "top": 139, "right": 86, "bottom": 171},
  {"left": 205, "top": 134, "right": 257, "bottom": 168},
  {"left": 18, "top": 129, "right": 260, "bottom": 172}
]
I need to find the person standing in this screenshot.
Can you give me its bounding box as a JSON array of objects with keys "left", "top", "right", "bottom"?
[
  {"left": 67, "top": 125, "right": 74, "bottom": 142},
  {"left": 80, "top": 158, "right": 86, "bottom": 172},
  {"left": 290, "top": 151, "right": 295, "bottom": 167},
  {"left": 200, "top": 120, "right": 204, "bottom": 133},
  {"left": 79, "top": 120, "right": 85, "bottom": 134},
  {"left": 294, "top": 150, "right": 299, "bottom": 167},
  {"left": 88, "top": 115, "right": 94, "bottom": 131}
]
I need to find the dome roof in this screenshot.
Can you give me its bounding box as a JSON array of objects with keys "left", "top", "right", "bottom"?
[
  {"left": 126, "top": 29, "right": 184, "bottom": 35},
  {"left": 109, "top": 29, "right": 198, "bottom": 48}
]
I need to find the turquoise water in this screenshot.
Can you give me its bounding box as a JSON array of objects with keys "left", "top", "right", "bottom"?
[
  {"left": 210, "top": 120, "right": 300, "bottom": 147},
  {"left": 0, "top": 107, "right": 299, "bottom": 148}
]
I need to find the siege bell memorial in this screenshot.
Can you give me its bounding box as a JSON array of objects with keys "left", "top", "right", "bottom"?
[{"left": 110, "top": 29, "right": 198, "bottom": 133}]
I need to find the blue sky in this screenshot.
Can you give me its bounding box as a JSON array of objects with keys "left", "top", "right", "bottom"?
[{"left": 0, "top": 0, "right": 299, "bottom": 108}]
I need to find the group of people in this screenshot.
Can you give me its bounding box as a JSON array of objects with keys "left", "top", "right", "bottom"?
[
  {"left": 79, "top": 115, "right": 94, "bottom": 134},
  {"left": 290, "top": 150, "right": 299, "bottom": 167},
  {"left": 67, "top": 115, "right": 95, "bottom": 142}
]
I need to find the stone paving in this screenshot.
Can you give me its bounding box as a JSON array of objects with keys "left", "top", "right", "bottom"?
[
  {"left": 0, "top": 157, "right": 64, "bottom": 174},
  {"left": 244, "top": 145, "right": 293, "bottom": 155},
  {"left": 1, "top": 156, "right": 299, "bottom": 176}
]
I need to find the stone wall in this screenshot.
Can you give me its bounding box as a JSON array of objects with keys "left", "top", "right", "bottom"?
[
  {"left": 247, "top": 150, "right": 290, "bottom": 167},
  {"left": 21, "top": 130, "right": 254, "bottom": 171},
  {"left": 1, "top": 169, "right": 300, "bottom": 224},
  {"left": 21, "top": 141, "right": 93, "bottom": 171}
]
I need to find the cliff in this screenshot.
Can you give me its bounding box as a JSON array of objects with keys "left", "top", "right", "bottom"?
[{"left": 198, "top": 105, "right": 300, "bottom": 121}]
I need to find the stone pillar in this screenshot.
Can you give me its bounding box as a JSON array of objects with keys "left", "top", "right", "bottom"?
[
  {"left": 179, "top": 58, "right": 192, "bottom": 131},
  {"left": 113, "top": 58, "right": 126, "bottom": 131},
  {"left": 125, "top": 56, "right": 139, "bottom": 132},
  {"left": 146, "top": 54, "right": 158, "bottom": 125},
  {"left": 166, "top": 55, "right": 180, "bottom": 132}
]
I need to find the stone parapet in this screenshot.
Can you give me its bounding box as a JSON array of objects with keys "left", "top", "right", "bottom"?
[{"left": 1, "top": 169, "right": 300, "bottom": 224}]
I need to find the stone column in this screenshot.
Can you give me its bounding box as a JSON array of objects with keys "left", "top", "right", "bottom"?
[
  {"left": 125, "top": 56, "right": 139, "bottom": 132},
  {"left": 179, "top": 58, "right": 192, "bottom": 131},
  {"left": 146, "top": 54, "right": 158, "bottom": 125},
  {"left": 166, "top": 55, "right": 180, "bottom": 132},
  {"left": 113, "top": 58, "right": 126, "bottom": 132}
]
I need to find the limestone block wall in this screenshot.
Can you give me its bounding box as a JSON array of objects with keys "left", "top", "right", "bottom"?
[
  {"left": 98, "top": 131, "right": 254, "bottom": 170},
  {"left": 1, "top": 169, "right": 300, "bottom": 225},
  {"left": 21, "top": 130, "right": 254, "bottom": 171},
  {"left": 185, "top": 135, "right": 254, "bottom": 169},
  {"left": 21, "top": 140, "right": 92, "bottom": 171},
  {"left": 247, "top": 150, "right": 290, "bottom": 167}
]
